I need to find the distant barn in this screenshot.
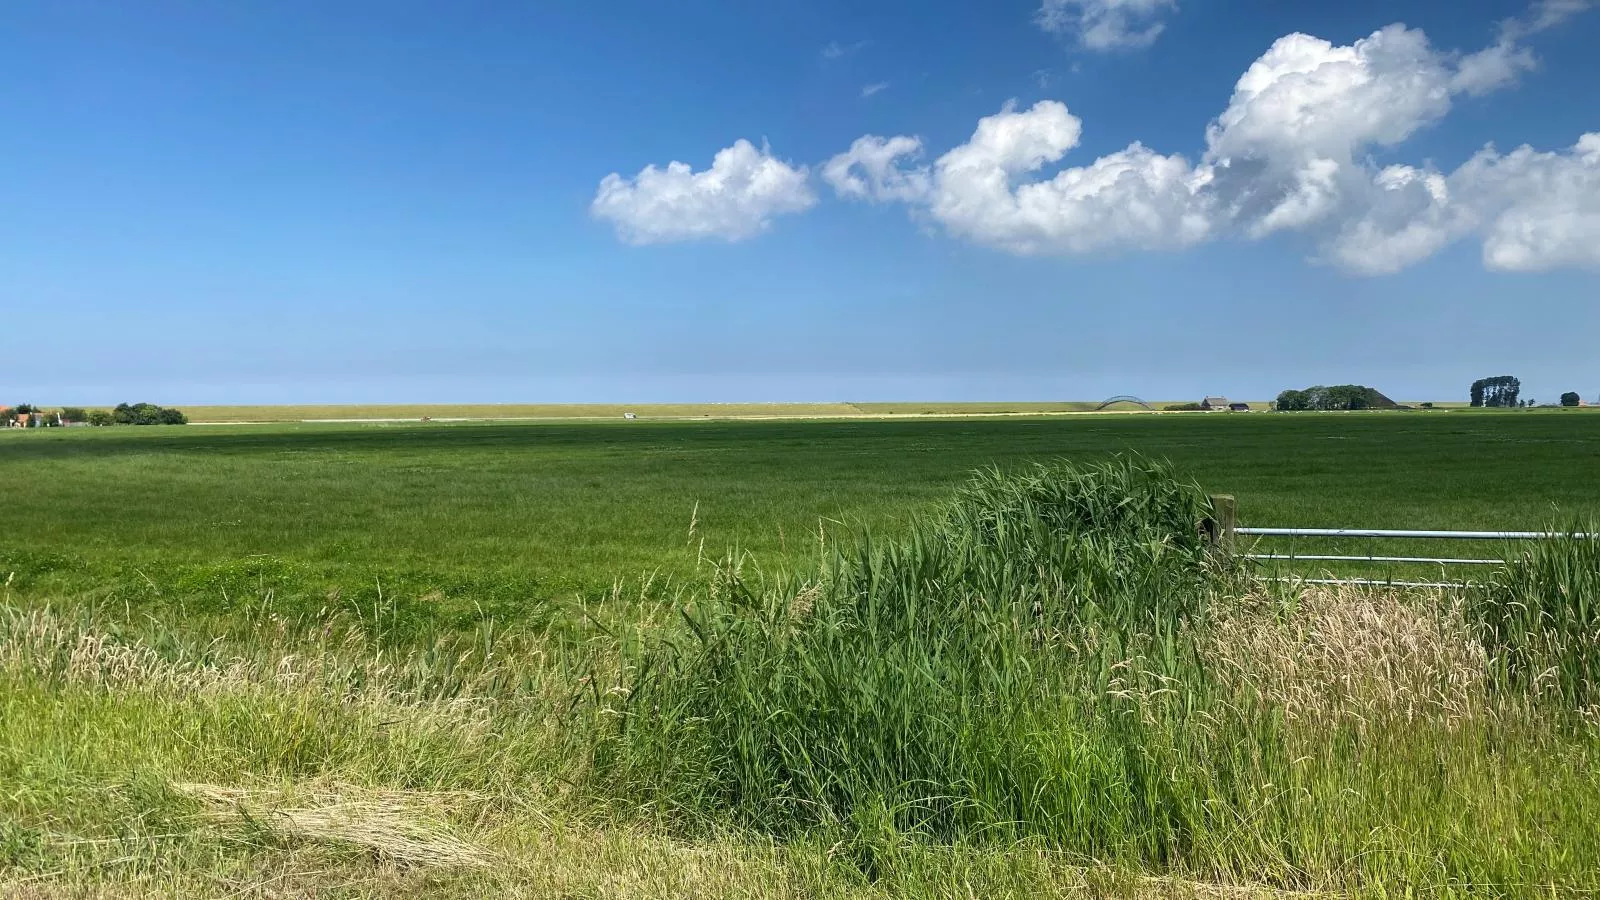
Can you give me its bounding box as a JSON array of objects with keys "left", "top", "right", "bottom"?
[{"left": 1201, "top": 396, "right": 1231, "bottom": 411}]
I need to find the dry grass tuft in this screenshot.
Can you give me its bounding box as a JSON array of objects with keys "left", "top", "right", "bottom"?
[
  {"left": 175, "top": 781, "right": 497, "bottom": 871},
  {"left": 1207, "top": 586, "right": 1488, "bottom": 727}
]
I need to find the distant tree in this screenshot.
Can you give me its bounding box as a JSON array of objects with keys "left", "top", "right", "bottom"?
[
  {"left": 59, "top": 407, "right": 86, "bottom": 423},
  {"left": 110, "top": 402, "right": 188, "bottom": 425},
  {"left": 1274, "top": 389, "right": 1310, "bottom": 411},
  {"left": 13, "top": 403, "right": 34, "bottom": 415},
  {"left": 1163, "top": 402, "right": 1205, "bottom": 411},
  {"left": 1274, "top": 385, "right": 1397, "bottom": 412},
  {"left": 1421, "top": 402, "right": 1435, "bottom": 409},
  {"left": 1472, "top": 375, "right": 1521, "bottom": 408},
  {"left": 86, "top": 410, "right": 115, "bottom": 426},
  {"left": 1561, "top": 392, "right": 1582, "bottom": 407}
]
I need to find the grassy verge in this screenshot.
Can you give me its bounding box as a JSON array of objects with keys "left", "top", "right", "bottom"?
[{"left": 5, "top": 458, "right": 1600, "bottom": 896}]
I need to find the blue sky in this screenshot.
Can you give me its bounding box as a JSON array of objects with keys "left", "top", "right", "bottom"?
[{"left": 3, "top": 0, "right": 1598, "bottom": 405}]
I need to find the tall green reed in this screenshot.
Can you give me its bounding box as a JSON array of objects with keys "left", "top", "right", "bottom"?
[
  {"left": 587, "top": 458, "right": 1237, "bottom": 852},
  {"left": 1468, "top": 523, "right": 1600, "bottom": 708}
]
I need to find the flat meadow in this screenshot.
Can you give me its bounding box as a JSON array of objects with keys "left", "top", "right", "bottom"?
[{"left": 3, "top": 409, "right": 1600, "bottom": 898}]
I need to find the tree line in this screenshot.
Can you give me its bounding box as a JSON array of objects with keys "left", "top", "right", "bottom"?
[
  {"left": 1470, "top": 376, "right": 1521, "bottom": 408},
  {"left": 4, "top": 402, "right": 187, "bottom": 426},
  {"left": 1271, "top": 377, "right": 1588, "bottom": 411},
  {"left": 1274, "top": 385, "right": 1398, "bottom": 411}
]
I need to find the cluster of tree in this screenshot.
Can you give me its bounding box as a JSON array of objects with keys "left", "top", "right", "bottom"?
[
  {"left": 111, "top": 402, "right": 188, "bottom": 425},
  {"left": 1274, "top": 385, "right": 1398, "bottom": 411},
  {"left": 1470, "top": 376, "right": 1521, "bottom": 408},
  {"left": 1562, "top": 392, "right": 1583, "bottom": 407},
  {"left": 5, "top": 403, "right": 187, "bottom": 426},
  {"left": 1163, "top": 402, "right": 1205, "bottom": 411}
]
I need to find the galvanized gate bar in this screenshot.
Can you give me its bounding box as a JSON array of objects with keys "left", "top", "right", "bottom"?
[
  {"left": 1237, "top": 527, "right": 1591, "bottom": 540},
  {"left": 1261, "top": 577, "right": 1475, "bottom": 589},
  {"left": 1206, "top": 496, "right": 1593, "bottom": 589},
  {"left": 1246, "top": 553, "right": 1505, "bottom": 565}
]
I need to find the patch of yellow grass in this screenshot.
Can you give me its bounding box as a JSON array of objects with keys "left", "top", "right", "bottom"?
[
  {"left": 175, "top": 781, "right": 496, "bottom": 871},
  {"left": 1207, "top": 586, "right": 1488, "bottom": 727}
]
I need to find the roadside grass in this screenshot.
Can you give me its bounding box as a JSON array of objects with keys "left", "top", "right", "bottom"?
[
  {"left": 5, "top": 578, "right": 1597, "bottom": 896},
  {"left": 588, "top": 459, "right": 1600, "bottom": 894},
  {"left": 0, "top": 595, "right": 1330, "bottom": 899},
  {"left": 5, "top": 458, "right": 1599, "bottom": 896}
]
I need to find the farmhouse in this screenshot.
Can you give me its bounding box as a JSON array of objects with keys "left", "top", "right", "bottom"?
[{"left": 1201, "top": 396, "right": 1231, "bottom": 411}]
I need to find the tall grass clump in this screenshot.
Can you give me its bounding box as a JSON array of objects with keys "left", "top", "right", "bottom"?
[
  {"left": 587, "top": 458, "right": 1241, "bottom": 863},
  {"left": 1469, "top": 523, "right": 1600, "bottom": 709}
]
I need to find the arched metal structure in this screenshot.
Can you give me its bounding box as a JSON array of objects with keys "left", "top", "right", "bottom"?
[{"left": 1095, "top": 395, "right": 1154, "bottom": 411}]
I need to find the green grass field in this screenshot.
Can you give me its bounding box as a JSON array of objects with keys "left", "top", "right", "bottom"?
[
  {"left": 176, "top": 400, "right": 1298, "bottom": 423},
  {"left": 3, "top": 411, "right": 1596, "bottom": 614},
  {"left": 4, "top": 411, "right": 1600, "bottom": 898}
]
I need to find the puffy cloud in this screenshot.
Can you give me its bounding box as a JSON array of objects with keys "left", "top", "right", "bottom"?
[
  {"left": 827, "top": 13, "right": 1600, "bottom": 274},
  {"left": 925, "top": 102, "right": 1212, "bottom": 254},
  {"left": 1460, "top": 134, "right": 1600, "bottom": 271},
  {"left": 1452, "top": 0, "right": 1591, "bottom": 95},
  {"left": 1326, "top": 134, "right": 1600, "bottom": 273},
  {"left": 1320, "top": 165, "right": 1462, "bottom": 275},
  {"left": 1208, "top": 27, "right": 1454, "bottom": 160},
  {"left": 1036, "top": 0, "right": 1178, "bottom": 50},
  {"left": 822, "top": 136, "right": 932, "bottom": 203},
  {"left": 1452, "top": 39, "right": 1537, "bottom": 96},
  {"left": 605, "top": 3, "right": 1597, "bottom": 272},
  {"left": 1200, "top": 25, "right": 1460, "bottom": 240},
  {"left": 591, "top": 140, "right": 816, "bottom": 245}
]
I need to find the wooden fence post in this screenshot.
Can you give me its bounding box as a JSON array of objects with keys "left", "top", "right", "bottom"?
[{"left": 1205, "top": 494, "right": 1237, "bottom": 551}]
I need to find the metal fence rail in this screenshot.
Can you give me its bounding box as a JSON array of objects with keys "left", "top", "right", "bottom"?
[
  {"left": 1248, "top": 553, "right": 1504, "bottom": 565},
  {"left": 1239, "top": 527, "right": 1591, "bottom": 540},
  {"left": 1207, "top": 494, "right": 1592, "bottom": 589}
]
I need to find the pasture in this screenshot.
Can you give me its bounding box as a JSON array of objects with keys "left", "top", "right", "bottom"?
[
  {"left": 3, "top": 410, "right": 1600, "bottom": 898},
  {"left": 4, "top": 411, "right": 1596, "bottom": 616},
  {"left": 177, "top": 401, "right": 1197, "bottom": 423}
]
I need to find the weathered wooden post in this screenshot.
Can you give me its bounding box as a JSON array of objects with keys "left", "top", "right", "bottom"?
[{"left": 1204, "top": 494, "right": 1237, "bottom": 551}]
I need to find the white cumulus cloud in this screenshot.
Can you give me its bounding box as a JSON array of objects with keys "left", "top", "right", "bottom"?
[
  {"left": 602, "top": 2, "right": 1598, "bottom": 272},
  {"left": 591, "top": 140, "right": 817, "bottom": 245},
  {"left": 822, "top": 135, "right": 932, "bottom": 204},
  {"left": 924, "top": 102, "right": 1212, "bottom": 254},
  {"left": 1459, "top": 134, "right": 1600, "bottom": 271},
  {"left": 1036, "top": 0, "right": 1178, "bottom": 50},
  {"left": 828, "top": 9, "right": 1600, "bottom": 274}
]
